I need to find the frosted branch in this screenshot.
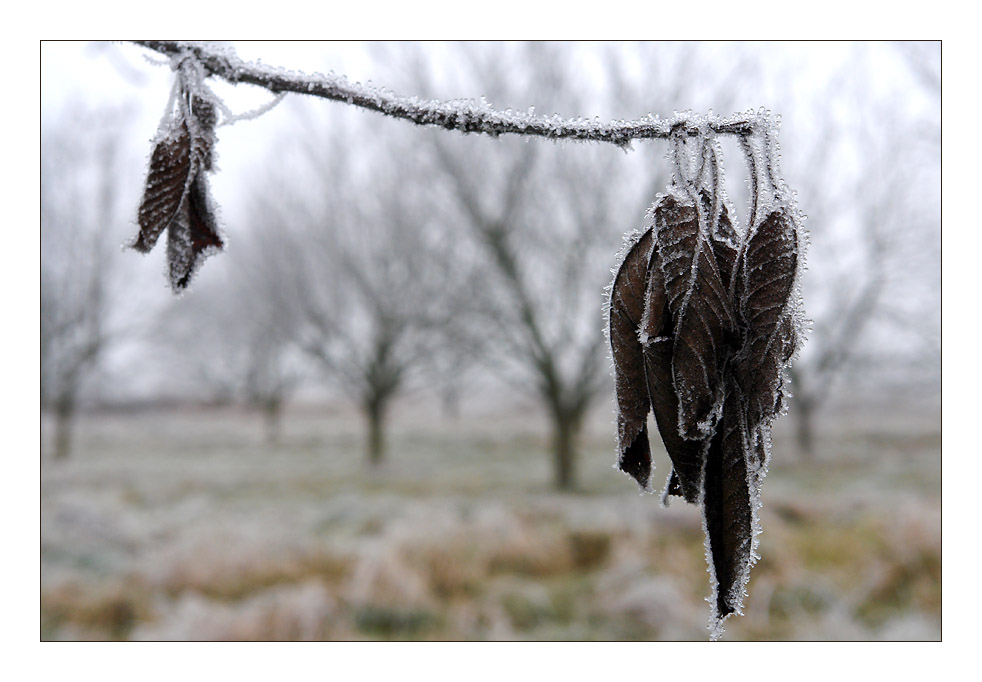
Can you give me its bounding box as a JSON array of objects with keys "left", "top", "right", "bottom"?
[{"left": 133, "top": 41, "right": 768, "bottom": 147}]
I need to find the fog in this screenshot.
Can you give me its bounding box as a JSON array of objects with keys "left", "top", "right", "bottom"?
[{"left": 40, "top": 41, "right": 940, "bottom": 642}]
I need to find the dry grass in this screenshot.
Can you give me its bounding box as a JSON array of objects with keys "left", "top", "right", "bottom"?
[{"left": 40, "top": 400, "right": 940, "bottom": 641}]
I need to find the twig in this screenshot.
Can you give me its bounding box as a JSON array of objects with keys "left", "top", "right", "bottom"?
[{"left": 133, "top": 41, "right": 764, "bottom": 146}]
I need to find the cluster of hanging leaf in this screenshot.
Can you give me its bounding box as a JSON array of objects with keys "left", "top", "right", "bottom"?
[
  {"left": 131, "top": 61, "right": 224, "bottom": 292},
  {"left": 608, "top": 132, "right": 804, "bottom": 639}
]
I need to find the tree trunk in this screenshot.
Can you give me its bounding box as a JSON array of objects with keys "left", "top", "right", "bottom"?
[
  {"left": 53, "top": 395, "right": 75, "bottom": 461},
  {"left": 551, "top": 410, "right": 581, "bottom": 492},
  {"left": 441, "top": 383, "right": 460, "bottom": 421},
  {"left": 263, "top": 398, "right": 282, "bottom": 445},
  {"left": 365, "top": 398, "right": 387, "bottom": 467}
]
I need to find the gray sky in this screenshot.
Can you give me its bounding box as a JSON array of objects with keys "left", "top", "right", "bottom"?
[{"left": 40, "top": 41, "right": 935, "bottom": 238}]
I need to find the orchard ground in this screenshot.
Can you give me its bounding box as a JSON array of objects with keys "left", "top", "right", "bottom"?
[{"left": 40, "top": 396, "right": 940, "bottom": 641}]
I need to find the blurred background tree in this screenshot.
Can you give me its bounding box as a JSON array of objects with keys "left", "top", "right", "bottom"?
[
  {"left": 39, "top": 40, "right": 941, "bottom": 643},
  {"left": 40, "top": 41, "right": 940, "bottom": 473},
  {"left": 41, "top": 106, "right": 135, "bottom": 459},
  {"left": 240, "top": 111, "right": 474, "bottom": 466},
  {"left": 152, "top": 228, "right": 305, "bottom": 443},
  {"left": 781, "top": 43, "right": 941, "bottom": 456}
]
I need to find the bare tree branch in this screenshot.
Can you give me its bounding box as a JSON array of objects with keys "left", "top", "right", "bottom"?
[{"left": 133, "top": 40, "right": 765, "bottom": 146}]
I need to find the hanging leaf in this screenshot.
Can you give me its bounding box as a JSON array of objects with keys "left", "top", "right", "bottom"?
[
  {"left": 700, "top": 190, "right": 739, "bottom": 293},
  {"left": 734, "top": 208, "right": 798, "bottom": 428},
  {"left": 190, "top": 95, "right": 218, "bottom": 171},
  {"left": 768, "top": 318, "right": 799, "bottom": 418},
  {"left": 661, "top": 468, "right": 684, "bottom": 502},
  {"left": 638, "top": 224, "right": 706, "bottom": 504},
  {"left": 656, "top": 191, "right": 735, "bottom": 440},
  {"left": 609, "top": 228, "right": 656, "bottom": 490},
  {"left": 132, "top": 121, "right": 192, "bottom": 254},
  {"left": 131, "top": 85, "right": 225, "bottom": 292},
  {"left": 643, "top": 334, "right": 707, "bottom": 504},
  {"left": 702, "top": 378, "right": 756, "bottom": 638},
  {"left": 167, "top": 174, "right": 224, "bottom": 290}
]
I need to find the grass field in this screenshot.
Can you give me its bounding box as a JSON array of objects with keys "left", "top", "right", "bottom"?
[{"left": 40, "top": 398, "right": 941, "bottom": 641}]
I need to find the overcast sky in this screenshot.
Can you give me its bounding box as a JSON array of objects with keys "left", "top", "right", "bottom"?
[{"left": 40, "top": 40, "right": 936, "bottom": 231}]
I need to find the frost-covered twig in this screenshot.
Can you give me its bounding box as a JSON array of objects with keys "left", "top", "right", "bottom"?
[{"left": 133, "top": 41, "right": 766, "bottom": 147}]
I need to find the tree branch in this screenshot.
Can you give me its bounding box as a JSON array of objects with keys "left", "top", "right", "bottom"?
[{"left": 133, "top": 41, "right": 762, "bottom": 146}]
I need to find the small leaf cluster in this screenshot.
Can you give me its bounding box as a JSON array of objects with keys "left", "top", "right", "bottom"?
[
  {"left": 608, "top": 133, "right": 803, "bottom": 638},
  {"left": 131, "top": 60, "right": 223, "bottom": 291}
]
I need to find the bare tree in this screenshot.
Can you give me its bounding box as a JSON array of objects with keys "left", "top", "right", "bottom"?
[
  {"left": 41, "top": 107, "right": 130, "bottom": 459},
  {"left": 364, "top": 43, "right": 754, "bottom": 490},
  {"left": 251, "top": 111, "right": 468, "bottom": 466},
  {"left": 366, "top": 43, "right": 645, "bottom": 490},
  {"left": 232, "top": 230, "right": 307, "bottom": 443},
  {"left": 782, "top": 43, "right": 940, "bottom": 455},
  {"left": 152, "top": 234, "right": 305, "bottom": 443}
]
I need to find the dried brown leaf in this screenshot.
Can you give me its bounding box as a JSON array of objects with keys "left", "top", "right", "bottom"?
[
  {"left": 131, "top": 98, "right": 224, "bottom": 292},
  {"left": 167, "top": 174, "right": 223, "bottom": 290},
  {"left": 662, "top": 468, "right": 684, "bottom": 502},
  {"left": 642, "top": 230, "right": 705, "bottom": 503},
  {"left": 609, "top": 228, "right": 656, "bottom": 489},
  {"left": 643, "top": 335, "right": 705, "bottom": 504},
  {"left": 656, "top": 192, "right": 735, "bottom": 440},
  {"left": 133, "top": 122, "right": 192, "bottom": 253},
  {"left": 700, "top": 190, "right": 739, "bottom": 292},
  {"left": 702, "top": 378, "right": 756, "bottom": 633},
  {"left": 734, "top": 208, "right": 798, "bottom": 427},
  {"left": 707, "top": 202, "right": 740, "bottom": 291},
  {"left": 191, "top": 96, "right": 218, "bottom": 171}
]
